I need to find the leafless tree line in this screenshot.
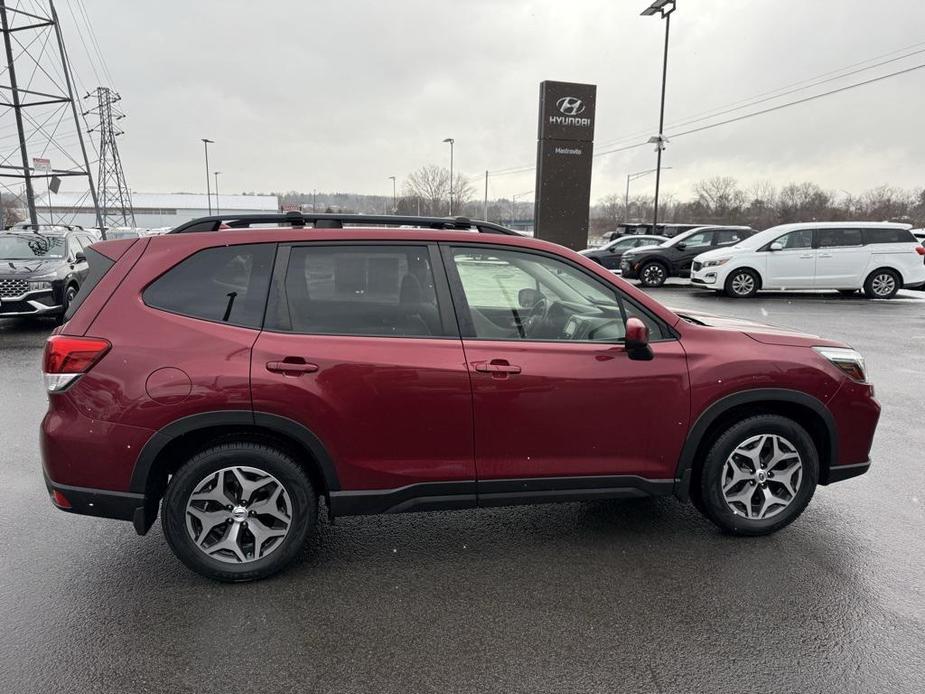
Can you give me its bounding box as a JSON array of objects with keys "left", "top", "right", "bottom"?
[{"left": 592, "top": 177, "right": 925, "bottom": 233}]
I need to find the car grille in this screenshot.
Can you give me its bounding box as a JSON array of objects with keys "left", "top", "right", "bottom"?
[
  {"left": 692, "top": 261, "right": 702, "bottom": 272},
  {"left": 0, "top": 278, "right": 28, "bottom": 297}
]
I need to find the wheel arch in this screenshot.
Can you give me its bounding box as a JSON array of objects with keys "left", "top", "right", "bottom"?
[
  {"left": 129, "top": 411, "right": 340, "bottom": 535},
  {"left": 674, "top": 389, "right": 838, "bottom": 501},
  {"left": 865, "top": 265, "right": 904, "bottom": 285},
  {"left": 726, "top": 265, "right": 763, "bottom": 290}
]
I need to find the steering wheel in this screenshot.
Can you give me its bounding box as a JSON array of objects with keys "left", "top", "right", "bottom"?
[{"left": 523, "top": 296, "right": 550, "bottom": 337}]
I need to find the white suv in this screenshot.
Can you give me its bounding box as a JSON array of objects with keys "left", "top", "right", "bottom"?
[{"left": 691, "top": 222, "right": 925, "bottom": 299}]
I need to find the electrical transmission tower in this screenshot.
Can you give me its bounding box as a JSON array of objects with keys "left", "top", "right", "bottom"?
[
  {"left": 85, "top": 86, "right": 134, "bottom": 227},
  {"left": 0, "top": 0, "right": 101, "bottom": 229}
]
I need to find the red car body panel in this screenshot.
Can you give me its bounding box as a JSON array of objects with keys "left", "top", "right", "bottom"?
[
  {"left": 39, "top": 225, "right": 882, "bottom": 526},
  {"left": 251, "top": 332, "right": 475, "bottom": 489}
]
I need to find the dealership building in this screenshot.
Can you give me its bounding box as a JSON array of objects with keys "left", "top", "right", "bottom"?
[{"left": 31, "top": 191, "right": 279, "bottom": 230}]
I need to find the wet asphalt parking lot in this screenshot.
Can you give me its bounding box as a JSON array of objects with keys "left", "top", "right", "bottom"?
[{"left": 1, "top": 285, "right": 924, "bottom": 694}]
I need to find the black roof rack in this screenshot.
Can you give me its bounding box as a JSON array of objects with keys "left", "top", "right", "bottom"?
[
  {"left": 4, "top": 223, "right": 85, "bottom": 232},
  {"left": 168, "top": 212, "right": 522, "bottom": 236}
]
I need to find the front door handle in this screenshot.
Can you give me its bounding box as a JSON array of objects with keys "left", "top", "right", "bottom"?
[
  {"left": 266, "top": 359, "right": 319, "bottom": 376},
  {"left": 473, "top": 359, "right": 522, "bottom": 376},
  {"left": 817, "top": 253, "right": 832, "bottom": 258},
  {"left": 799, "top": 254, "right": 815, "bottom": 259}
]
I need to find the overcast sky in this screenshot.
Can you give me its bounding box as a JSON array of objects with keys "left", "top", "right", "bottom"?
[{"left": 60, "top": 0, "right": 925, "bottom": 203}]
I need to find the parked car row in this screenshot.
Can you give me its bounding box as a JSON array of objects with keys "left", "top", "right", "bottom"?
[{"left": 588, "top": 222, "right": 925, "bottom": 300}]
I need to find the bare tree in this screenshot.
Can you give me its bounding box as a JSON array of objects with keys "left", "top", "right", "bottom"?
[
  {"left": 403, "top": 165, "right": 475, "bottom": 216},
  {"left": 694, "top": 177, "right": 747, "bottom": 219}
]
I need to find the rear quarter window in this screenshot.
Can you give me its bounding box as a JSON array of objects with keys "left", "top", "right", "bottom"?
[
  {"left": 143, "top": 244, "right": 276, "bottom": 328},
  {"left": 862, "top": 228, "right": 916, "bottom": 244},
  {"left": 64, "top": 247, "right": 114, "bottom": 321}
]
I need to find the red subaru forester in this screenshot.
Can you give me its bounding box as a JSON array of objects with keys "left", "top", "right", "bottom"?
[{"left": 41, "top": 214, "right": 880, "bottom": 581}]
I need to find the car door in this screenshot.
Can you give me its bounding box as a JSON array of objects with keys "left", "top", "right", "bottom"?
[
  {"left": 601, "top": 237, "right": 638, "bottom": 269},
  {"left": 763, "top": 229, "right": 816, "bottom": 288},
  {"left": 814, "top": 228, "right": 868, "bottom": 288},
  {"left": 673, "top": 230, "right": 715, "bottom": 275},
  {"left": 444, "top": 244, "right": 690, "bottom": 488},
  {"left": 713, "top": 229, "right": 745, "bottom": 249},
  {"left": 250, "top": 242, "right": 476, "bottom": 493}
]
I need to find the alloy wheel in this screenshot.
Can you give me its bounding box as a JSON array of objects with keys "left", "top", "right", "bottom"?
[
  {"left": 870, "top": 272, "right": 896, "bottom": 297},
  {"left": 642, "top": 263, "right": 666, "bottom": 286},
  {"left": 721, "top": 434, "right": 803, "bottom": 520},
  {"left": 185, "top": 466, "right": 293, "bottom": 564},
  {"left": 730, "top": 272, "right": 756, "bottom": 296}
]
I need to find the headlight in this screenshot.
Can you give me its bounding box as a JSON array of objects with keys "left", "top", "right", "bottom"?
[
  {"left": 813, "top": 346, "right": 867, "bottom": 382},
  {"left": 27, "top": 280, "right": 53, "bottom": 291},
  {"left": 701, "top": 258, "right": 730, "bottom": 268}
]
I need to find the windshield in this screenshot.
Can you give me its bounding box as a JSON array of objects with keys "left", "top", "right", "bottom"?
[{"left": 0, "top": 234, "right": 65, "bottom": 260}]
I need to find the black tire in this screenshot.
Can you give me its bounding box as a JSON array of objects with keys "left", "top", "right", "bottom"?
[
  {"left": 55, "top": 284, "right": 79, "bottom": 325},
  {"left": 639, "top": 261, "right": 669, "bottom": 288},
  {"left": 162, "top": 442, "right": 317, "bottom": 582},
  {"left": 863, "top": 268, "right": 900, "bottom": 299},
  {"left": 723, "top": 268, "right": 759, "bottom": 298},
  {"left": 697, "top": 415, "right": 818, "bottom": 536}
]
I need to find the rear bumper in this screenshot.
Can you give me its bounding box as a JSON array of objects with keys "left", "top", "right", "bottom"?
[
  {"left": 823, "top": 460, "right": 870, "bottom": 484},
  {"left": 44, "top": 475, "right": 143, "bottom": 523}
]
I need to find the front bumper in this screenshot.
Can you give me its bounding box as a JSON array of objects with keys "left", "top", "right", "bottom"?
[
  {"left": 690, "top": 269, "right": 719, "bottom": 286},
  {"left": 0, "top": 288, "right": 63, "bottom": 316},
  {"left": 620, "top": 260, "right": 639, "bottom": 279}
]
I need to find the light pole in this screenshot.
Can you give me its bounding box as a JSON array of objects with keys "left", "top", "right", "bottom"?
[
  {"left": 388, "top": 176, "right": 397, "bottom": 213},
  {"left": 625, "top": 166, "right": 672, "bottom": 222},
  {"left": 214, "top": 171, "right": 222, "bottom": 215},
  {"left": 443, "top": 137, "right": 455, "bottom": 215},
  {"left": 201, "top": 138, "right": 214, "bottom": 215},
  {"left": 641, "top": 0, "right": 675, "bottom": 230}
]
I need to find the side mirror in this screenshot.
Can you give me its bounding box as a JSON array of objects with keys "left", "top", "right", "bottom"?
[
  {"left": 625, "top": 317, "right": 653, "bottom": 361},
  {"left": 518, "top": 287, "right": 542, "bottom": 308},
  {"left": 769, "top": 242, "right": 784, "bottom": 252},
  {"left": 675, "top": 242, "right": 687, "bottom": 251},
  {"left": 74, "top": 251, "right": 86, "bottom": 264}
]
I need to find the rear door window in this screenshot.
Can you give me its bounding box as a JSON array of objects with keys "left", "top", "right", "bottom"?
[
  {"left": 267, "top": 245, "right": 444, "bottom": 337},
  {"left": 714, "top": 230, "right": 743, "bottom": 246},
  {"left": 143, "top": 244, "right": 276, "bottom": 328},
  {"left": 816, "top": 229, "right": 863, "bottom": 248}
]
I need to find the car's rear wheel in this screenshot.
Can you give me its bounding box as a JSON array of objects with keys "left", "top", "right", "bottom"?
[
  {"left": 697, "top": 415, "right": 818, "bottom": 535},
  {"left": 639, "top": 261, "right": 668, "bottom": 288},
  {"left": 162, "top": 442, "right": 317, "bottom": 582},
  {"left": 863, "top": 269, "right": 900, "bottom": 299},
  {"left": 724, "top": 269, "right": 759, "bottom": 298}
]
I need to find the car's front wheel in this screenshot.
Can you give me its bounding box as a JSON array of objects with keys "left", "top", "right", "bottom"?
[
  {"left": 724, "top": 269, "right": 759, "bottom": 298},
  {"left": 639, "top": 261, "right": 668, "bottom": 288},
  {"left": 162, "top": 442, "right": 317, "bottom": 582},
  {"left": 697, "top": 415, "right": 818, "bottom": 535}
]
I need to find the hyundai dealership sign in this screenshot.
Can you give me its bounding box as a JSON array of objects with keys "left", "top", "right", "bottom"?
[{"left": 534, "top": 81, "right": 597, "bottom": 250}]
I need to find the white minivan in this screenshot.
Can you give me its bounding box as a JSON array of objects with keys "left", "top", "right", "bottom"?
[{"left": 690, "top": 222, "right": 925, "bottom": 299}]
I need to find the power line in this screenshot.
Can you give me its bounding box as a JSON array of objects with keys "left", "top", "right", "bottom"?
[{"left": 669, "top": 61, "right": 925, "bottom": 139}]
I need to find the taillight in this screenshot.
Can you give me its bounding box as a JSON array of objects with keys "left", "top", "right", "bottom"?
[
  {"left": 915, "top": 245, "right": 925, "bottom": 256},
  {"left": 43, "top": 335, "right": 111, "bottom": 393}
]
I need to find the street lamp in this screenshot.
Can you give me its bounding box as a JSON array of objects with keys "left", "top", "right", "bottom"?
[
  {"left": 625, "top": 166, "right": 672, "bottom": 222},
  {"left": 214, "top": 171, "right": 222, "bottom": 215},
  {"left": 388, "top": 175, "right": 397, "bottom": 213},
  {"left": 641, "top": 0, "right": 676, "bottom": 230},
  {"left": 443, "top": 137, "right": 455, "bottom": 215},
  {"left": 511, "top": 189, "right": 532, "bottom": 227},
  {"left": 201, "top": 138, "right": 214, "bottom": 215}
]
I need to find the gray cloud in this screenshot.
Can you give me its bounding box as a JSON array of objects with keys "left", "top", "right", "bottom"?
[{"left": 64, "top": 0, "right": 925, "bottom": 203}]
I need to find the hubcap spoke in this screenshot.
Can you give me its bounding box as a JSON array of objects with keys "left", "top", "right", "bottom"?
[
  {"left": 185, "top": 465, "right": 293, "bottom": 565},
  {"left": 721, "top": 434, "right": 803, "bottom": 521}
]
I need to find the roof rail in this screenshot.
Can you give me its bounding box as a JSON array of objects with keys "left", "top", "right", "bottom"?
[{"left": 167, "top": 212, "right": 522, "bottom": 236}]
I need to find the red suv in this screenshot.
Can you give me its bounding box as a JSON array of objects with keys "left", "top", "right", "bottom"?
[{"left": 41, "top": 214, "right": 880, "bottom": 581}]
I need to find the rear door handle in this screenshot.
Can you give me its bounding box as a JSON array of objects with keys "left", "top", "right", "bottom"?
[
  {"left": 266, "top": 359, "right": 319, "bottom": 376},
  {"left": 473, "top": 359, "right": 522, "bottom": 375},
  {"left": 800, "top": 254, "right": 815, "bottom": 259},
  {"left": 818, "top": 253, "right": 832, "bottom": 258}
]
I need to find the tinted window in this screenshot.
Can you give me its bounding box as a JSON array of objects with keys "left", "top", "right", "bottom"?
[
  {"left": 64, "top": 248, "right": 114, "bottom": 321},
  {"left": 714, "top": 230, "right": 743, "bottom": 245},
  {"left": 144, "top": 243, "right": 275, "bottom": 328},
  {"left": 452, "top": 247, "right": 664, "bottom": 342},
  {"left": 862, "top": 228, "right": 915, "bottom": 244},
  {"left": 773, "top": 230, "right": 814, "bottom": 250},
  {"left": 270, "top": 245, "right": 441, "bottom": 337},
  {"left": 678, "top": 231, "right": 712, "bottom": 247},
  {"left": 817, "top": 229, "right": 862, "bottom": 248}
]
